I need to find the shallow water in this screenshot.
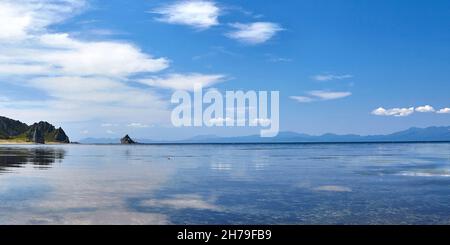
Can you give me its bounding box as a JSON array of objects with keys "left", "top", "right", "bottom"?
[{"left": 0, "top": 143, "right": 449, "bottom": 224}]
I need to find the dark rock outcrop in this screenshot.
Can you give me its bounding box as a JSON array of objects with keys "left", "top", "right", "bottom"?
[
  {"left": 28, "top": 121, "right": 55, "bottom": 134},
  {"left": 120, "top": 135, "right": 137, "bottom": 144},
  {"left": 0, "top": 116, "right": 70, "bottom": 144},
  {"left": 54, "top": 127, "right": 70, "bottom": 143},
  {"left": 26, "top": 121, "right": 55, "bottom": 140},
  {"left": 32, "top": 128, "right": 45, "bottom": 144},
  {"left": 0, "top": 116, "right": 29, "bottom": 138}
]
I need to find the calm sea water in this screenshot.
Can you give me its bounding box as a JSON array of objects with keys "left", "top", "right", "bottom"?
[{"left": 0, "top": 143, "right": 449, "bottom": 225}]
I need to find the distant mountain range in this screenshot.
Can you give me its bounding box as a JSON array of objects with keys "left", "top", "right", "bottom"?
[
  {"left": 80, "top": 126, "right": 450, "bottom": 144},
  {"left": 0, "top": 116, "right": 70, "bottom": 144}
]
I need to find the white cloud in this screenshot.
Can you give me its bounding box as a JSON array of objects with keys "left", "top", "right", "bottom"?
[
  {"left": 127, "top": 123, "right": 150, "bottom": 128},
  {"left": 308, "top": 90, "right": 352, "bottom": 100},
  {"left": 226, "top": 22, "right": 283, "bottom": 44},
  {"left": 0, "top": 1, "right": 169, "bottom": 75},
  {"left": 138, "top": 73, "right": 226, "bottom": 91},
  {"left": 0, "top": 0, "right": 86, "bottom": 41},
  {"left": 101, "top": 123, "right": 118, "bottom": 127},
  {"left": 0, "top": 0, "right": 174, "bottom": 128},
  {"left": 415, "top": 105, "right": 435, "bottom": 113},
  {"left": 290, "top": 91, "right": 352, "bottom": 103},
  {"left": 0, "top": 3, "right": 169, "bottom": 78},
  {"left": 0, "top": 33, "right": 169, "bottom": 77},
  {"left": 1, "top": 76, "right": 172, "bottom": 126},
  {"left": 36, "top": 33, "right": 170, "bottom": 77},
  {"left": 25, "top": 76, "right": 167, "bottom": 107},
  {"left": 152, "top": 0, "right": 220, "bottom": 29},
  {"left": 28, "top": 76, "right": 122, "bottom": 97},
  {"left": 290, "top": 96, "right": 314, "bottom": 103},
  {"left": 372, "top": 107, "right": 415, "bottom": 117},
  {"left": 372, "top": 105, "right": 450, "bottom": 117},
  {"left": 0, "top": 64, "right": 51, "bottom": 75},
  {"left": 0, "top": 2, "right": 32, "bottom": 41},
  {"left": 437, "top": 108, "right": 450, "bottom": 114},
  {"left": 312, "top": 74, "right": 353, "bottom": 81}
]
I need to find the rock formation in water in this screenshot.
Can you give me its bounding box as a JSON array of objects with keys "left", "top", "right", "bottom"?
[
  {"left": 120, "top": 135, "right": 137, "bottom": 144},
  {"left": 0, "top": 116, "right": 70, "bottom": 144}
]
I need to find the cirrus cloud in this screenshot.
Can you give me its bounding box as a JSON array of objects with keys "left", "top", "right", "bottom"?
[
  {"left": 291, "top": 90, "right": 352, "bottom": 103},
  {"left": 309, "top": 90, "right": 352, "bottom": 100},
  {"left": 226, "top": 22, "right": 283, "bottom": 44},
  {"left": 311, "top": 74, "right": 353, "bottom": 82},
  {"left": 290, "top": 96, "right": 315, "bottom": 103}
]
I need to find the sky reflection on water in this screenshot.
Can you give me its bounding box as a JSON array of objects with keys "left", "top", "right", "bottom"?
[{"left": 0, "top": 143, "right": 450, "bottom": 224}]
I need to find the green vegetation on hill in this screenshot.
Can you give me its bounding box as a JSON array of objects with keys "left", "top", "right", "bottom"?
[
  {"left": 0, "top": 116, "right": 70, "bottom": 144},
  {"left": 0, "top": 116, "right": 29, "bottom": 139}
]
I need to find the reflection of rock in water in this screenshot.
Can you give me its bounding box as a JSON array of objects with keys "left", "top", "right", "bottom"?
[{"left": 0, "top": 147, "right": 66, "bottom": 173}]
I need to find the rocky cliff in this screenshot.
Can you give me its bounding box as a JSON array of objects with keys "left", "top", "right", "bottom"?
[
  {"left": 0, "top": 116, "right": 70, "bottom": 144},
  {"left": 0, "top": 116, "right": 29, "bottom": 138},
  {"left": 120, "top": 135, "right": 137, "bottom": 144}
]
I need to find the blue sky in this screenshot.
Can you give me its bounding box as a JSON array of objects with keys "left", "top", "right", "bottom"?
[{"left": 0, "top": 0, "right": 449, "bottom": 140}]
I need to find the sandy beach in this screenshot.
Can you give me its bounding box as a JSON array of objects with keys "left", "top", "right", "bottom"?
[{"left": 0, "top": 140, "right": 67, "bottom": 145}]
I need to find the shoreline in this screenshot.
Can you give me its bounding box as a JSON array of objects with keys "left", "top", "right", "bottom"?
[
  {"left": 0, "top": 140, "right": 68, "bottom": 145},
  {"left": 0, "top": 140, "right": 33, "bottom": 145},
  {"left": 1, "top": 141, "right": 450, "bottom": 146}
]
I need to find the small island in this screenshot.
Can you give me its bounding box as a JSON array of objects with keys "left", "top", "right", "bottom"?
[
  {"left": 120, "top": 134, "right": 137, "bottom": 144},
  {"left": 0, "top": 116, "right": 70, "bottom": 144}
]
